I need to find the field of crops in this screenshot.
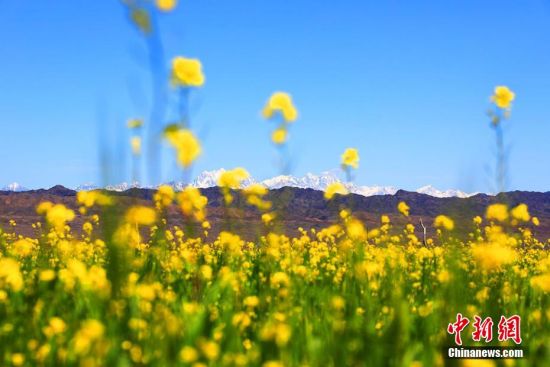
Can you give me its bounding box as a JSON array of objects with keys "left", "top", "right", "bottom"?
[{"left": 0, "top": 182, "right": 549, "bottom": 366}]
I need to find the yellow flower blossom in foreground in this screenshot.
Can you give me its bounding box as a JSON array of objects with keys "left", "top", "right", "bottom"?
[
  {"left": 324, "top": 182, "right": 349, "bottom": 200},
  {"left": 11, "top": 354, "right": 25, "bottom": 366},
  {"left": 243, "top": 184, "right": 271, "bottom": 211},
  {"left": 164, "top": 127, "right": 202, "bottom": 168},
  {"left": 491, "top": 86, "right": 515, "bottom": 109},
  {"left": 262, "top": 212, "right": 276, "bottom": 224},
  {"left": 125, "top": 206, "right": 157, "bottom": 226},
  {"left": 130, "top": 136, "right": 141, "bottom": 155},
  {"left": 0, "top": 258, "right": 23, "bottom": 291},
  {"left": 37, "top": 203, "right": 75, "bottom": 232},
  {"left": 271, "top": 128, "right": 288, "bottom": 145},
  {"left": 434, "top": 215, "right": 454, "bottom": 231},
  {"left": 341, "top": 148, "right": 359, "bottom": 169},
  {"left": 43, "top": 317, "right": 67, "bottom": 337},
  {"left": 180, "top": 346, "right": 199, "bottom": 363},
  {"left": 218, "top": 167, "right": 250, "bottom": 189},
  {"left": 11, "top": 238, "right": 34, "bottom": 257},
  {"left": 486, "top": 203, "right": 508, "bottom": 222},
  {"left": 346, "top": 218, "right": 367, "bottom": 240},
  {"left": 397, "top": 201, "right": 410, "bottom": 217},
  {"left": 156, "top": 0, "right": 177, "bottom": 12},
  {"left": 530, "top": 273, "right": 550, "bottom": 292},
  {"left": 171, "top": 56, "right": 205, "bottom": 87},
  {"left": 511, "top": 203, "right": 530, "bottom": 222},
  {"left": 154, "top": 185, "right": 175, "bottom": 208},
  {"left": 177, "top": 187, "right": 208, "bottom": 222},
  {"left": 73, "top": 319, "right": 105, "bottom": 355},
  {"left": 263, "top": 92, "right": 298, "bottom": 123},
  {"left": 472, "top": 243, "right": 517, "bottom": 271},
  {"left": 77, "top": 190, "right": 112, "bottom": 208}
]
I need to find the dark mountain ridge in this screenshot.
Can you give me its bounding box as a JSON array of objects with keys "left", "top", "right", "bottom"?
[{"left": 1, "top": 186, "right": 549, "bottom": 240}]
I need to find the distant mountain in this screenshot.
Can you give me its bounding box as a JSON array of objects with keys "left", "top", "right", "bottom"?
[
  {"left": 69, "top": 170, "right": 476, "bottom": 198},
  {"left": 2, "top": 185, "right": 548, "bottom": 241},
  {"left": 105, "top": 181, "right": 144, "bottom": 192},
  {"left": 416, "top": 185, "right": 476, "bottom": 198},
  {"left": 74, "top": 183, "right": 99, "bottom": 191},
  {"left": 1, "top": 182, "right": 28, "bottom": 192}
]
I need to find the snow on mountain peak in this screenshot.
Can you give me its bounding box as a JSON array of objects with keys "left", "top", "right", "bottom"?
[
  {"left": 415, "top": 185, "right": 474, "bottom": 198},
  {"left": 1, "top": 182, "right": 28, "bottom": 192},
  {"left": 68, "top": 170, "right": 477, "bottom": 198}
]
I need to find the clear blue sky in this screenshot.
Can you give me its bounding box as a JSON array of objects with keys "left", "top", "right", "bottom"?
[{"left": 1, "top": 0, "right": 549, "bottom": 192}]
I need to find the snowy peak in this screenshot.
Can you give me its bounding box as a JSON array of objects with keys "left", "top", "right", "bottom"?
[
  {"left": 415, "top": 185, "right": 475, "bottom": 198},
  {"left": 67, "top": 171, "right": 477, "bottom": 198},
  {"left": 191, "top": 168, "right": 227, "bottom": 188},
  {"left": 1, "top": 182, "right": 28, "bottom": 192},
  {"left": 105, "top": 181, "right": 144, "bottom": 192},
  {"left": 263, "top": 172, "right": 340, "bottom": 190}
]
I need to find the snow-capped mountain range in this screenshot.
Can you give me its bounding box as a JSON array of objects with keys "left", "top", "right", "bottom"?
[
  {"left": 2, "top": 170, "right": 478, "bottom": 198},
  {"left": 0, "top": 182, "right": 28, "bottom": 192}
]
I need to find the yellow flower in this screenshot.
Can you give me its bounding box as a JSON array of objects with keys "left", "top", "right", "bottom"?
[
  {"left": 39, "top": 269, "right": 56, "bottom": 282},
  {"left": 43, "top": 317, "right": 67, "bottom": 337},
  {"left": 530, "top": 273, "right": 550, "bottom": 293},
  {"left": 177, "top": 187, "right": 208, "bottom": 221},
  {"left": 486, "top": 203, "right": 508, "bottom": 222},
  {"left": 243, "top": 184, "right": 272, "bottom": 211},
  {"left": 433, "top": 215, "right": 454, "bottom": 231},
  {"left": 180, "top": 346, "right": 198, "bottom": 363},
  {"left": 397, "top": 201, "right": 410, "bottom": 217},
  {"left": 171, "top": 56, "right": 205, "bottom": 87},
  {"left": 473, "top": 215, "right": 482, "bottom": 225},
  {"left": 324, "top": 182, "right": 348, "bottom": 200},
  {"left": 164, "top": 127, "right": 202, "bottom": 167},
  {"left": 200, "top": 265, "right": 213, "bottom": 281},
  {"left": 271, "top": 128, "right": 288, "bottom": 145},
  {"left": 491, "top": 86, "right": 515, "bottom": 109},
  {"left": 346, "top": 218, "right": 367, "bottom": 240},
  {"left": 472, "top": 243, "right": 516, "bottom": 271},
  {"left": 532, "top": 217, "right": 540, "bottom": 226},
  {"left": 510, "top": 203, "right": 530, "bottom": 222},
  {"left": 243, "top": 296, "right": 260, "bottom": 308},
  {"left": 218, "top": 167, "right": 250, "bottom": 189},
  {"left": 125, "top": 206, "right": 157, "bottom": 226},
  {"left": 271, "top": 272, "right": 290, "bottom": 288},
  {"left": 12, "top": 238, "right": 34, "bottom": 257},
  {"left": 262, "top": 92, "right": 298, "bottom": 122},
  {"left": 76, "top": 191, "right": 112, "bottom": 208},
  {"left": 156, "top": 0, "right": 177, "bottom": 12},
  {"left": 0, "top": 259, "right": 23, "bottom": 291},
  {"left": 73, "top": 320, "right": 105, "bottom": 355},
  {"left": 41, "top": 204, "right": 75, "bottom": 232},
  {"left": 341, "top": 148, "right": 359, "bottom": 169},
  {"left": 154, "top": 185, "right": 175, "bottom": 208},
  {"left": 199, "top": 339, "right": 219, "bottom": 361},
  {"left": 262, "top": 212, "right": 276, "bottom": 224},
  {"left": 11, "top": 354, "right": 25, "bottom": 366},
  {"left": 130, "top": 136, "right": 141, "bottom": 156}
]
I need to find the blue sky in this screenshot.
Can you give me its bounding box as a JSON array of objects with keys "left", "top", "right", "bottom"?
[{"left": 1, "top": 0, "right": 549, "bottom": 192}]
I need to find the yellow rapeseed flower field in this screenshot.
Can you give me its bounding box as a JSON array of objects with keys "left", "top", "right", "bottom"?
[{"left": 0, "top": 4, "right": 547, "bottom": 367}]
